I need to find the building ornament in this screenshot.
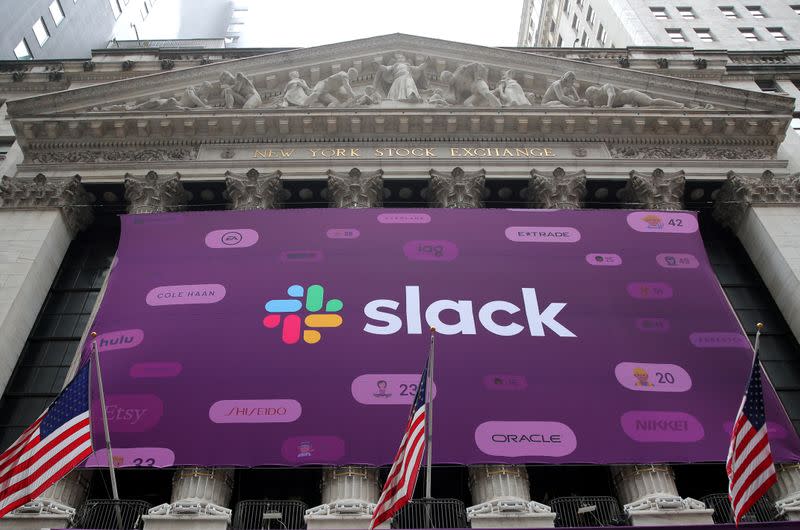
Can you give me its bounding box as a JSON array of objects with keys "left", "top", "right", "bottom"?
[
  {"left": 147, "top": 467, "right": 233, "bottom": 519},
  {"left": 124, "top": 170, "right": 189, "bottom": 214},
  {"left": 526, "top": 167, "right": 587, "bottom": 209},
  {"left": 31, "top": 147, "right": 199, "bottom": 164},
  {"left": 0, "top": 173, "right": 93, "bottom": 232},
  {"left": 327, "top": 168, "right": 384, "bottom": 208},
  {"left": 429, "top": 167, "right": 486, "bottom": 208},
  {"left": 373, "top": 54, "right": 430, "bottom": 103},
  {"left": 622, "top": 168, "right": 686, "bottom": 210},
  {"left": 713, "top": 170, "right": 800, "bottom": 229},
  {"left": 612, "top": 465, "right": 712, "bottom": 518},
  {"left": 610, "top": 145, "right": 773, "bottom": 160},
  {"left": 225, "top": 169, "right": 284, "bottom": 210}
]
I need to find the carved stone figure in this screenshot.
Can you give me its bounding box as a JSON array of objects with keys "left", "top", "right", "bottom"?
[
  {"left": 0, "top": 173, "right": 93, "bottom": 233},
  {"left": 219, "top": 71, "right": 262, "bottom": 109},
  {"left": 225, "top": 169, "right": 283, "bottom": 210},
  {"left": 327, "top": 168, "right": 384, "bottom": 208},
  {"left": 124, "top": 171, "right": 189, "bottom": 214},
  {"left": 301, "top": 68, "right": 358, "bottom": 107},
  {"left": 282, "top": 71, "right": 312, "bottom": 107},
  {"left": 373, "top": 54, "right": 429, "bottom": 103},
  {"left": 429, "top": 167, "right": 486, "bottom": 208},
  {"left": 714, "top": 170, "right": 800, "bottom": 229},
  {"left": 584, "top": 84, "right": 686, "bottom": 108},
  {"left": 354, "top": 85, "right": 383, "bottom": 106},
  {"left": 427, "top": 88, "right": 449, "bottom": 106},
  {"left": 440, "top": 63, "right": 501, "bottom": 107},
  {"left": 526, "top": 168, "right": 587, "bottom": 209},
  {"left": 103, "top": 82, "right": 213, "bottom": 111},
  {"left": 542, "top": 72, "right": 589, "bottom": 107},
  {"left": 621, "top": 168, "right": 686, "bottom": 210},
  {"left": 493, "top": 70, "right": 531, "bottom": 106}
]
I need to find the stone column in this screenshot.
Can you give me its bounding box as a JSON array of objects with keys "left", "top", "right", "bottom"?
[
  {"left": 428, "top": 167, "right": 486, "bottom": 208},
  {"left": 621, "top": 169, "right": 686, "bottom": 210},
  {"left": 224, "top": 169, "right": 283, "bottom": 210},
  {"left": 526, "top": 167, "right": 587, "bottom": 209},
  {"left": 306, "top": 169, "right": 383, "bottom": 530},
  {"left": 714, "top": 170, "right": 800, "bottom": 343},
  {"left": 771, "top": 463, "right": 800, "bottom": 520},
  {"left": 0, "top": 174, "right": 92, "bottom": 530},
  {"left": 127, "top": 172, "right": 230, "bottom": 530},
  {"left": 614, "top": 171, "right": 715, "bottom": 525},
  {"left": 611, "top": 465, "right": 712, "bottom": 526},
  {"left": 467, "top": 465, "right": 555, "bottom": 528}
]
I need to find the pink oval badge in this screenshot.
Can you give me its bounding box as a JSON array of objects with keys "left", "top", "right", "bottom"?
[
  {"left": 352, "top": 374, "right": 437, "bottom": 405},
  {"left": 627, "top": 212, "right": 698, "bottom": 234},
  {"left": 281, "top": 435, "right": 346, "bottom": 464},
  {"left": 403, "top": 241, "right": 459, "bottom": 261},
  {"left": 505, "top": 227, "right": 581, "bottom": 243},
  {"left": 636, "top": 318, "right": 670, "bottom": 333},
  {"left": 102, "top": 394, "right": 163, "bottom": 433},
  {"left": 724, "top": 420, "right": 787, "bottom": 440},
  {"left": 586, "top": 253, "right": 622, "bottom": 266},
  {"left": 129, "top": 362, "right": 183, "bottom": 379},
  {"left": 627, "top": 282, "right": 673, "bottom": 299},
  {"left": 205, "top": 229, "right": 259, "bottom": 249},
  {"left": 621, "top": 411, "right": 704, "bottom": 442},
  {"left": 84, "top": 447, "right": 175, "bottom": 468},
  {"left": 482, "top": 374, "right": 529, "bottom": 391},
  {"left": 378, "top": 213, "right": 431, "bottom": 224},
  {"left": 475, "top": 421, "right": 577, "bottom": 457},
  {"left": 326, "top": 229, "right": 361, "bottom": 239},
  {"left": 615, "top": 362, "right": 692, "bottom": 392},
  {"left": 94, "top": 329, "right": 144, "bottom": 352},
  {"left": 690, "top": 332, "right": 751, "bottom": 349},
  {"left": 146, "top": 284, "right": 225, "bottom": 306},
  {"left": 656, "top": 253, "right": 699, "bottom": 269},
  {"left": 279, "top": 250, "right": 323, "bottom": 262},
  {"left": 209, "top": 399, "right": 302, "bottom": 423}
]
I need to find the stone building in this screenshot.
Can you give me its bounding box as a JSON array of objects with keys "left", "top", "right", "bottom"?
[{"left": 1, "top": 34, "right": 800, "bottom": 529}]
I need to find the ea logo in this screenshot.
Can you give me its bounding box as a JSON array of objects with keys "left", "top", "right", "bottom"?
[{"left": 221, "top": 231, "right": 243, "bottom": 246}]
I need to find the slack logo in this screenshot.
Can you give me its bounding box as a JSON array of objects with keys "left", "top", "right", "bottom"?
[
  {"left": 263, "top": 284, "right": 343, "bottom": 344},
  {"left": 364, "top": 286, "right": 575, "bottom": 337}
]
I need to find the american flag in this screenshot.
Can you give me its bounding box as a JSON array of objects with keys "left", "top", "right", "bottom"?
[
  {"left": 369, "top": 363, "right": 429, "bottom": 530},
  {"left": 726, "top": 350, "right": 777, "bottom": 525},
  {"left": 0, "top": 363, "right": 92, "bottom": 518}
]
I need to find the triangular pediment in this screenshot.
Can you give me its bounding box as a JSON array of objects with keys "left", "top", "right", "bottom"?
[{"left": 8, "top": 34, "right": 792, "bottom": 116}]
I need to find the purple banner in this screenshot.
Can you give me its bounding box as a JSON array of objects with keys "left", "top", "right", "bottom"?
[{"left": 84, "top": 209, "right": 800, "bottom": 467}]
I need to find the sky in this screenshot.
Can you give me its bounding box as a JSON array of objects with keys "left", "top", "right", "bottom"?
[{"left": 131, "top": 0, "right": 524, "bottom": 48}]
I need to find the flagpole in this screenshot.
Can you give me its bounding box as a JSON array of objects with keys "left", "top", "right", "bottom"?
[
  {"left": 425, "top": 327, "right": 436, "bottom": 500},
  {"left": 91, "top": 332, "right": 124, "bottom": 529},
  {"left": 754, "top": 322, "right": 763, "bottom": 357}
]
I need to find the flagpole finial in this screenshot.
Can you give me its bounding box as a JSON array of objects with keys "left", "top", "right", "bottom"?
[
  {"left": 90, "top": 331, "right": 97, "bottom": 338},
  {"left": 430, "top": 327, "right": 436, "bottom": 333},
  {"left": 756, "top": 322, "right": 764, "bottom": 330}
]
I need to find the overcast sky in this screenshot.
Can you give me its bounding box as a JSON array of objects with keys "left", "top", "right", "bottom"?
[{"left": 133, "top": 0, "right": 524, "bottom": 48}]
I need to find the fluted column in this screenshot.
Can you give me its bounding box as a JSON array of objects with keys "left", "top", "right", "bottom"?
[
  {"left": 428, "top": 167, "right": 485, "bottom": 208},
  {"left": 0, "top": 174, "right": 93, "bottom": 529},
  {"left": 771, "top": 463, "right": 800, "bottom": 520},
  {"left": 225, "top": 169, "right": 284, "bottom": 210},
  {"left": 129, "top": 173, "right": 228, "bottom": 530},
  {"left": 124, "top": 171, "right": 190, "bottom": 214},
  {"left": 467, "top": 465, "right": 555, "bottom": 528},
  {"left": 307, "top": 169, "right": 383, "bottom": 530},
  {"left": 621, "top": 168, "right": 686, "bottom": 210},
  {"left": 526, "top": 168, "right": 587, "bottom": 209}
]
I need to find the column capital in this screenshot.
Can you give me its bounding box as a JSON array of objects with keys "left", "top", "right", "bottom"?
[
  {"left": 124, "top": 171, "right": 189, "bottom": 214},
  {"left": 326, "top": 168, "right": 384, "bottom": 208},
  {"left": 429, "top": 167, "right": 486, "bottom": 208},
  {"left": 622, "top": 168, "right": 686, "bottom": 211},
  {"left": 0, "top": 173, "right": 93, "bottom": 233},
  {"left": 526, "top": 167, "right": 587, "bottom": 209},
  {"left": 224, "top": 169, "right": 283, "bottom": 211},
  {"left": 714, "top": 170, "right": 800, "bottom": 230}
]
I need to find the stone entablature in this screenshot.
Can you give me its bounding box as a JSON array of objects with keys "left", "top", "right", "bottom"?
[
  {"left": 0, "top": 173, "right": 93, "bottom": 232},
  {"left": 714, "top": 169, "right": 800, "bottom": 229}
]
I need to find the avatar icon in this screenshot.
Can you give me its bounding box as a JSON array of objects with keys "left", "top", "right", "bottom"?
[
  {"left": 633, "top": 367, "right": 655, "bottom": 387},
  {"left": 373, "top": 380, "right": 392, "bottom": 398},
  {"left": 296, "top": 441, "right": 314, "bottom": 458}
]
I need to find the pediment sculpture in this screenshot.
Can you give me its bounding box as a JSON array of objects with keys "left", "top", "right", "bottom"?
[{"left": 91, "top": 59, "right": 709, "bottom": 112}]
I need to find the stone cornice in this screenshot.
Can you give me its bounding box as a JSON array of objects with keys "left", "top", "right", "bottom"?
[
  {"left": 714, "top": 170, "right": 800, "bottom": 229},
  {"left": 6, "top": 34, "right": 794, "bottom": 117},
  {"left": 0, "top": 173, "right": 93, "bottom": 232}
]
